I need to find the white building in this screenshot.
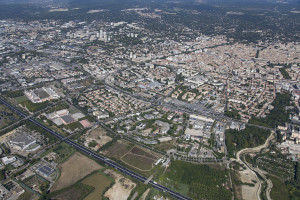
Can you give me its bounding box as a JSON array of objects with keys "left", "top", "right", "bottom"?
[{"left": 1, "top": 156, "right": 17, "bottom": 165}]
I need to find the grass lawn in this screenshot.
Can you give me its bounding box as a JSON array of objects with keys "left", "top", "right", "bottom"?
[
  {"left": 269, "top": 175, "right": 289, "bottom": 200},
  {"left": 14, "top": 95, "right": 28, "bottom": 104},
  {"left": 21, "top": 100, "right": 49, "bottom": 112},
  {"left": 81, "top": 171, "right": 113, "bottom": 200}
]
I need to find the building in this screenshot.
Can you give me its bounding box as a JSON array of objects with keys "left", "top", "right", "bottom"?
[
  {"left": 37, "top": 165, "right": 55, "bottom": 178},
  {"left": 0, "top": 184, "right": 9, "bottom": 199},
  {"left": 155, "top": 120, "right": 170, "bottom": 134},
  {"left": 61, "top": 115, "right": 75, "bottom": 125},
  {"left": 190, "top": 114, "right": 214, "bottom": 123},
  {"left": 1, "top": 156, "right": 17, "bottom": 165},
  {"left": 25, "top": 87, "right": 60, "bottom": 103},
  {"left": 8, "top": 134, "right": 37, "bottom": 151}
]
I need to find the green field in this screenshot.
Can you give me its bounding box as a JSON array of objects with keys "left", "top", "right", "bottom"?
[
  {"left": 49, "top": 170, "right": 113, "bottom": 200},
  {"left": 42, "top": 142, "right": 76, "bottom": 164},
  {"left": 81, "top": 171, "right": 113, "bottom": 200},
  {"left": 269, "top": 176, "right": 289, "bottom": 200},
  {"left": 21, "top": 100, "right": 49, "bottom": 112},
  {"left": 45, "top": 103, "right": 70, "bottom": 114},
  {"left": 0, "top": 104, "right": 20, "bottom": 129},
  {"left": 160, "top": 161, "right": 232, "bottom": 200},
  {"left": 50, "top": 182, "right": 94, "bottom": 200},
  {"left": 14, "top": 95, "right": 28, "bottom": 104}
]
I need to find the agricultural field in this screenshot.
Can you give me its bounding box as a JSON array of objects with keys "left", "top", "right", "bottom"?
[
  {"left": 102, "top": 140, "right": 133, "bottom": 160},
  {"left": 245, "top": 149, "right": 295, "bottom": 181},
  {"left": 103, "top": 140, "right": 161, "bottom": 172},
  {"left": 121, "top": 146, "right": 160, "bottom": 171},
  {"left": 0, "top": 104, "right": 20, "bottom": 129},
  {"left": 255, "top": 156, "right": 294, "bottom": 180},
  {"left": 81, "top": 171, "right": 114, "bottom": 200},
  {"left": 51, "top": 152, "right": 102, "bottom": 192},
  {"left": 121, "top": 154, "right": 154, "bottom": 171},
  {"left": 50, "top": 182, "right": 94, "bottom": 200}
]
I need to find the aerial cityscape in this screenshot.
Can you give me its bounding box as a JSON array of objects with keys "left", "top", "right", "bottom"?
[{"left": 0, "top": 0, "right": 299, "bottom": 199}]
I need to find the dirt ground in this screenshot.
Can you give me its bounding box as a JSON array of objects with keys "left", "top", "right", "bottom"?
[
  {"left": 51, "top": 152, "right": 102, "bottom": 192},
  {"left": 0, "top": 129, "right": 16, "bottom": 143},
  {"left": 104, "top": 169, "right": 136, "bottom": 200},
  {"left": 239, "top": 169, "right": 260, "bottom": 200},
  {"left": 85, "top": 126, "right": 112, "bottom": 147}
]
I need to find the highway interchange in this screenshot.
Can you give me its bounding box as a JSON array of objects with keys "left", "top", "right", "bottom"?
[{"left": 0, "top": 97, "right": 192, "bottom": 200}]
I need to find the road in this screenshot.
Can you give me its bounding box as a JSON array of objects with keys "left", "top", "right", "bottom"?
[
  {"left": 0, "top": 97, "right": 192, "bottom": 200},
  {"left": 235, "top": 131, "right": 274, "bottom": 200}
]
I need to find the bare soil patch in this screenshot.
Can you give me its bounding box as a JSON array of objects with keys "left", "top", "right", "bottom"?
[
  {"left": 239, "top": 169, "right": 260, "bottom": 200},
  {"left": 51, "top": 152, "right": 102, "bottom": 192},
  {"left": 104, "top": 169, "right": 136, "bottom": 200},
  {"left": 86, "top": 126, "right": 112, "bottom": 146}
]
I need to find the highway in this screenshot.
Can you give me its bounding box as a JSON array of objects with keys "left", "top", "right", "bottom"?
[{"left": 0, "top": 97, "right": 192, "bottom": 200}]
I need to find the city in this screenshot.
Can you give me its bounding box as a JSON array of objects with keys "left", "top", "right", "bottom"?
[{"left": 0, "top": 0, "right": 299, "bottom": 200}]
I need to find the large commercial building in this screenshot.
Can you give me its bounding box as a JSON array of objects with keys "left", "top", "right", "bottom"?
[{"left": 25, "top": 87, "right": 60, "bottom": 103}]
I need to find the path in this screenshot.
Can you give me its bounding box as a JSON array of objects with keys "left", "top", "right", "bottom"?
[{"left": 234, "top": 131, "right": 274, "bottom": 200}]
